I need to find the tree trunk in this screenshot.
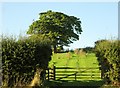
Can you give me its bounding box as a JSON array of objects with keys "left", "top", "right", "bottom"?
[{"left": 54, "top": 45, "right": 57, "bottom": 53}]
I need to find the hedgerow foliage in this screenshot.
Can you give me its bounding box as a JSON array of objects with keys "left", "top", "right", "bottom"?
[
  {"left": 95, "top": 39, "right": 120, "bottom": 85},
  {"left": 2, "top": 35, "right": 52, "bottom": 87}
]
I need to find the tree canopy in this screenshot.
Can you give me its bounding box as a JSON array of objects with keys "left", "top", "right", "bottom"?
[{"left": 27, "top": 10, "right": 82, "bottom": 52}]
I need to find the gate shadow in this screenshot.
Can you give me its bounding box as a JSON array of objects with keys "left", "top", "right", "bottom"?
[{"left": 45, "top": 80, "right": 104, "bottom": 88}]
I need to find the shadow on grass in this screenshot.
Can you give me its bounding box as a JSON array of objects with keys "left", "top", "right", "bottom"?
[{"left": 44, "top": 80, "right": 104, "bottom": 88}]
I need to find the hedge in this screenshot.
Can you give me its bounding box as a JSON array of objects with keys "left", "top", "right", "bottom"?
[
  {"left": 95, "top": 39, "right": 120, "bottom": 86},
  {"left": 1, "top": 35, "right": 52, "bottom": 87}
]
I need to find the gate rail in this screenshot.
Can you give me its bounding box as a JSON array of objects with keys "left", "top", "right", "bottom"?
[{"left": 45, "top": 66, "right": 101, "bottom": 81}]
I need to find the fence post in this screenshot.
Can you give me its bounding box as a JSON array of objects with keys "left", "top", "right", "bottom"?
[
  {"left": 100, "top": 64, "right": 104, "bottom": 79},
  {"left": 48, "top": 68, "right": 49, "bottom": 81},
  {"left": 53, "top": 66, "right": 56, "bottom": 80}
]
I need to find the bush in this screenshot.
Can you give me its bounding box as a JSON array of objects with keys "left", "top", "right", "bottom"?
[{"left": 1, "top": 35, "right": 52, "bottom": 87}]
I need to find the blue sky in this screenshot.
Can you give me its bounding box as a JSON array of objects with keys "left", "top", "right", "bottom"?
[{"left": 1, "top": 2, "right": 118, "bottom": 49}]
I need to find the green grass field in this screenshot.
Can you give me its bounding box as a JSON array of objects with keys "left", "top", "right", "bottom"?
[{"left": 49, "top": 52, "right": 99, "bottom": 68}]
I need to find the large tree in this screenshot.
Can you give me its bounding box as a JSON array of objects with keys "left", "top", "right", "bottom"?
[{"left": 27, "top": 10, "right": 82, "bottom": 53}]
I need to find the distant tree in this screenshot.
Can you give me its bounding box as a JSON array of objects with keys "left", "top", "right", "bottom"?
[
  {"left": 27, "top": 10, "right": 82, "bottom": 53},
  {"left": 83, "top": 47, "right": 94, "bottom": 53}
]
